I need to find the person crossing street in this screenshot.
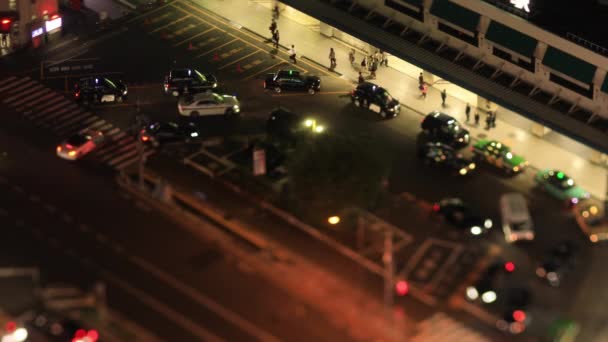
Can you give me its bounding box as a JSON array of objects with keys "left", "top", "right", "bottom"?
[
  {"left": 272, "top": 29, "right": 280, "bottom": 49},
  {"left": 441, "top": 89, "right": 447, "bottom": 107},
  {"left": 329, "top": 48, "right": 337, "bottom": 69},
  {"left": 349, "top": 48, "right": 355, "bottom": 65},
  {"left": 465, "top": 103, "right": 471, "bottom": 122}
]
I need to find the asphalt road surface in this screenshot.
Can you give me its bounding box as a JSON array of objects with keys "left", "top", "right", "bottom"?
[{"left": 0, "top": 0, "right": 606, "bottom": 340}]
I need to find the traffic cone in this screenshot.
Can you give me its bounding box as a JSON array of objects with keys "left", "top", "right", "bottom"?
[
  {"left": 187, "top": 42, "right": 193, "bottom": 51},
  {"left": 236, "top": 63, "right": 243, "bottom": 73},
  {"left": 213, "top": 52, "right": 219, "bottom": 61}
]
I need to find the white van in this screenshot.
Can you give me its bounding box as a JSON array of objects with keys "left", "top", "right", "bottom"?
[{"left": 500, "top": 193, "right": 534, "bottom": 243}]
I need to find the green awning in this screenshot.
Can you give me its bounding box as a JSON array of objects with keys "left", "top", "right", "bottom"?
[
  {"left": 543, "top": 47, "right": 597, "bottom": 84},
  {"left": 430, "top": 0, "right": 480, "bottom": 33},
  {"left": 486, "top": 21, "right": 537, "bottom": 58}
]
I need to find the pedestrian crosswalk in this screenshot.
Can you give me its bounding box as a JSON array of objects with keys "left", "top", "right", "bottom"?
[
  {"left": 411, "top": 312, "right": 491, "bottom": 342},
  {"left": 0, "top": 76, "right": 154, "bottom": 170}
]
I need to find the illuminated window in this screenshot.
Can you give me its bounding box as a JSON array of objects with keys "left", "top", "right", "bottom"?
[{"left": 9, "top": 0, "right": 16, "bottom": 10}]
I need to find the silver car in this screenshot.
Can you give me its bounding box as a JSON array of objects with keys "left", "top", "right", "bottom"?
[
  {"left": 56, "top": 129, "right": 105, "bottom": 161},
  {"left": 177, "top": 92, "right": 240, "bottom": 118}
]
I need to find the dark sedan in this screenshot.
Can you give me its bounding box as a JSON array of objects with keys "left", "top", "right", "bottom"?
[
  {"left": 140, "top": 121, "right": 200, "bottom": 147},
  {"left": 163, "top": 68, "right": 217, "bottom": 97},
  {"left": 536, "top": 241, "right": 577, "bottom": 287},
  {"left": 418, "top": 142, "right": 476, "bottom": 176},
  {"left": 264, "top": 70, "right": 321, "bottom": 94},
  {"left": 433, "top": 198, "right": 493, "bottom": 236}
]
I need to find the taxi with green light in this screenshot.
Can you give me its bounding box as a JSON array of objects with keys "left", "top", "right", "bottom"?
[
  {"left": 535, "top": 169, "right": 590, "bottom": 205},
  {"left": 471, "top": 140, "right": 528, "bottom": 174}
]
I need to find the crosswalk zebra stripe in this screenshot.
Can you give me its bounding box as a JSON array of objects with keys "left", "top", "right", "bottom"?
[
  {"left": 411, "top": 313, "right": 490, "bottom": 342},
  {"left": 104, "top": 127, "right": 121, "bottom": 137},
  {"left": 88, "top": 120, "right": 106, "bottom": 129},
  {"left": 32, "top": 100, "right": 72, "bottom": 118},
  {"left": 3, "top": 79, "right": 37, "bottom": 95},
  {"left": 98, "top": 123, "right": 114, "bottom": 132},
  {"left": 29, "top": 102, "right": 75, "bottom": 121},
  {"left": 30, "top": 97, "right": 66, "bottom": 113},
  {"left": 53, "top": 113, "right": 95, "bottom": 132},
  {"left": 51, "top": 108, "right": 85, "bottom": 123},
  {"left": 0, "top": 77, "right": 30, "bottom": 93},
  {"left": 21, "top": 91, "right": 58, "bottom": 110},
  {"left": 3, "top": 84, "right": 46, "bottom": 104},
  {"left": 0, "top": 76, "right": 17, "bottom": 88},
  {"left": 98, "top": 139, "right": 137, "bottom": 161},
  {"left": 109, "top": 131, "right": 127, "bottom": 141},
  {"left": 11, "top": 88, "right": 53, "bottom": 108},
  {"left": 115, "top": 149, "right": 155, "bottom": 170},
  {"left": 38, "top": 105, "right": 75, "bottom": 123},
  {"left": 56, "top": 116, "right": 99, "bottom": 136},
  {"left": 107, "top": 148, "right": 140, "bottom": 166},
  {"left": 95, "top": 136, "right": 134, "bottom": 157}
]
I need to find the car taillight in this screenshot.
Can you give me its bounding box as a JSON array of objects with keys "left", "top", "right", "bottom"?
[
  {"left": 56, "top": 146, "right": 62, "bottom": 152},
  {"left": 432, "top": 203, "right": 440, "bottom": 212},
  {"left": 68, "top": 151, "right": 77, "bottom": 157},
  {"left": 141, "top": 135, "right": 149, "bottom": 142}
]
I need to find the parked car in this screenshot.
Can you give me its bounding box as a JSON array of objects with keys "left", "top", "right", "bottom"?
[
  {"left": 472, "top": 140, "right": 528, "bottom": 174},
  {"left": 56, "top": 129, "right": 105, "bottom": 161},
  {"left": 535, "top": 169, "right": 589, "bottom": 205},
  {"left": 433, "top": 198, "right": 493, "bottom": 236},
  {"left": 536, "top": 241, "right": 577, "bottom": 287},
  {"left": 140, "top": 121, "right": 200, "bottom": 147},
  {"left": 421, "top": 111, "right": 469, "bottom": 147},
  {"left": 264, "top": 69, "right": 321, "bottom": 94},
  {"left": 350, "top": 82, "right": 400, "bottom": 119},
  {"left": 418, "top": 142, "right": 476, "bottom": 176},
  {"left": 163, "top": 68, "right": 217, "bottom": 97},
  {"left": 496, "top": 287, "right": 532, "bottom": 335},
  {"left": 73, "top": 76, "right": 127, "bottom": 104},
  {"left": 177, "top": 92, "right": 240, "bottom": 118},
  {"left": 465, "top": 259, "right": 514, "bottom": 304}
]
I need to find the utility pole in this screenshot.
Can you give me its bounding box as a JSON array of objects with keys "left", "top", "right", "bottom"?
[{"left": 383, "top": 228, "right": 394, "bottom": 321}]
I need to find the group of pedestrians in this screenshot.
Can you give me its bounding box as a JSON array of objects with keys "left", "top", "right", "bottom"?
[
  {"left": 463, "top": 102, "right": 498, "bottom": 129},
  {"left": 269, "top": 19, "right": 280, "bottom": 49}
]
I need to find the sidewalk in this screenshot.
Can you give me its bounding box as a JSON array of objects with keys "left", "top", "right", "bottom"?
[{"left": 194, "top": 0, "right": 607, "bottom": 200}]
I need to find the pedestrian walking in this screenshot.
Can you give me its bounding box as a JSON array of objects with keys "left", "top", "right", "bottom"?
[
  {"left": 272, "top": 29, "right": 280, "bottom": 49},
  {"left": 474, "top": 112, "right": 480, "bottom": 126},
  {"left": 421, "top": 83, "right": 428, "bottom": 99},
  {"left": 485, "top": 112, "right": 492, "bottom": 130},
  {"left": 360, "top": 55, "right": 367, "bottom": 69},
  {"left": 380, "top": 50, "right": 388, "bottom": 67},
  {"left": 370, "top": 60, "right": 378, "bottom": 79},
  {"left": 269, "top": 19, "right": 277, "bottom": 35},
  {"left": 441, "top": 89, "right": 447, "bottom": 107},
  {"left": 374, "top": 50, "right": 382, "bottom": 64},
  {"left": 272, "top": 4, "right": 280, "bottom": 20},
  {"left": 348, "top": 48, "right": 355, "bottom": 65},
  {"left": 491, "top": 111, "right": 497, "bottom": 128},
  {"left": 358, "top": 71, "right": 365, "bottom": 84},
  {"left": 418, "top": 72, "right": 424, "bottom": 86},
  {"left": 329, "top": 48, "right": 337, "bottom": 69},
  {"left": 465, "top": 103, "right": 471, "bottom": 122},
  {"left": 288, "top": 44, "right": 297, "bottom": 64}
]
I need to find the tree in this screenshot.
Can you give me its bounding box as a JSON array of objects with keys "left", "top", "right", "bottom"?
[{"left": 286, "top": 134, "right": 392, "bottom": 219}]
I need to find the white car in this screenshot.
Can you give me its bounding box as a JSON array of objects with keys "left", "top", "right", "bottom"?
[
  {"left": 177, "top": 92, "right": 240, "bottom": 117},
  {"left": 56, "top": 129, "right": 105, "bottom": 161}
]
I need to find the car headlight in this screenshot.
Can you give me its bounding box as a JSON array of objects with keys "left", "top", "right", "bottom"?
[
  {"left": 213, "top": 82, "right": 218, "bottom": 88},
  {"left": 484, "top": 219, "right": 492, "bottom": 229},
  {"left": 536, "top": 267, "right": 546, "bottom": 277},
  {"left": 388, "top": 107, "right": 395, "bottom": 112},
  {"left": 459, "top": 168, "right": 468, "bottom": 176},
  {"left": 123, "top": 89, "right": 128, "bottom": 95},
  {"left": 233, "top": 105, "right": 240, "bottom": 112},
  {"left": 513, "top": 166, "right": 520, "bottom": 172},
  {"left": 190, "top": 132, "right": 199, "bottom": 137},
  {"left": 465, "top": 286, "right": 478, "bottom": 300},
  {"left": 469, "top": 163, "right": 476, "bottom": 170},
  {"left": 590, "top": 234, "right": 599, "bottom": 243},
  {"left": 470, "top": 226, "right": 482, "bottom": 235},
  {"left": 481, "top": 290, "right": 497, "bottom": 304},
  {"left": 458, "top": 138, "right": 463, "bottom": 142}
]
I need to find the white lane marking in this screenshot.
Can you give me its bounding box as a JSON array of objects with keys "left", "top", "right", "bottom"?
[
  {"left": 130, "top": 255, "right": 281, "bottom": 342},
  {"left": 104, "top": 127, "right": 121, "bottom": 137},
  {"left": 101, "top": 270, "right": 226, "bottom": 342},
  {"left": 53, "top": 112, "right": 94, "bottom": 131}
]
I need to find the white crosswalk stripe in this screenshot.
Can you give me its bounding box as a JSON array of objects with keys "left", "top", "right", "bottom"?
[
  {"left": 0, "top": 76, "right": 154, "bottom": 170},
  {"left": 411, "top": 312, "right": 491, "bottom": 342},
  {"left": 0, "top": 77, "right": 30, "bottom": 93}
]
